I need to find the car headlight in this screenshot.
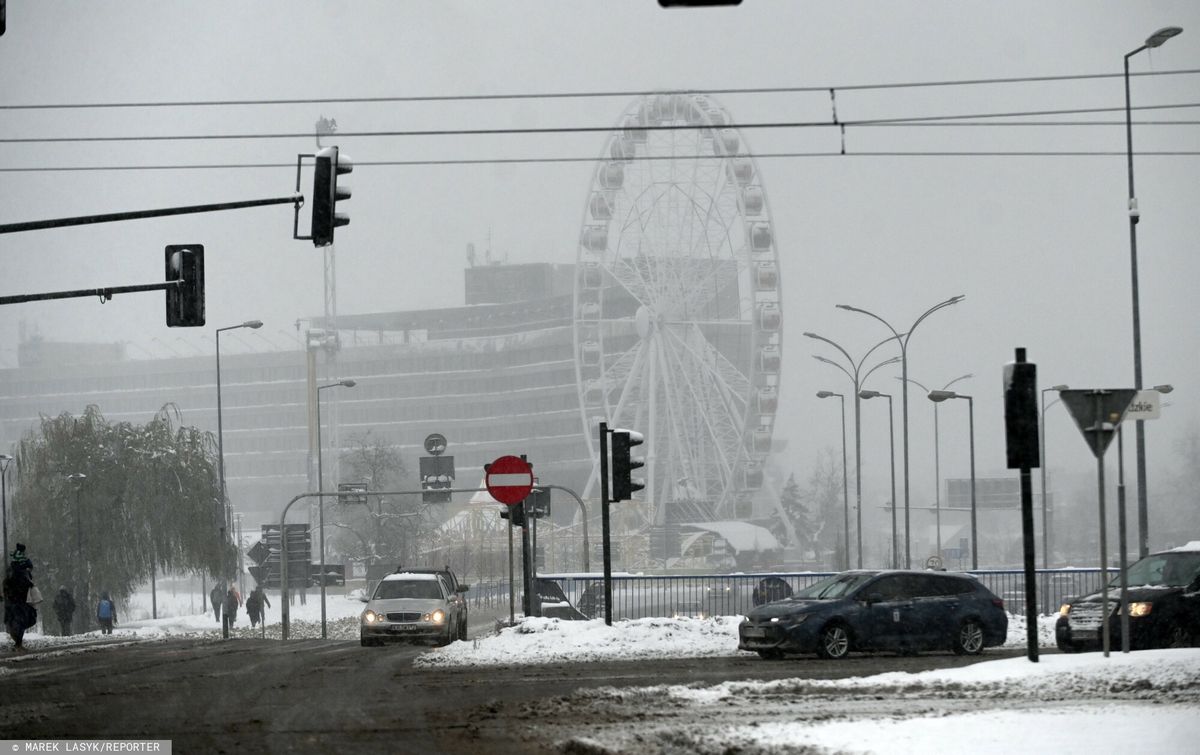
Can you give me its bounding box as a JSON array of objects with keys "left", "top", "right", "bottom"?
[
  {"left": 1124, "top": 602, "right": 1153, "bottom": 617},
  {"left": 363, "top": 610, "right": 379, "bottom": 624},
  {"left": 770, "top": 614, "right": 808, "bottom": 625},
  {"left": 1058, "top": 603, "right": 1071, "bottom": 617},
  {"left": 424, "top": 609, "right": 446, "bottom": 624}
]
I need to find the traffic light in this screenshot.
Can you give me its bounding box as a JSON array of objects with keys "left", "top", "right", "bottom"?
[
  {"left": 610, "top": 429, "right": 645, "bottom": 501},
  {"left": 164, "top": 245, "right": 205, "bottom": 327},
  {"left": 499, "top": 500, "right": 527, "bottom": 528},
  {"left": 311, "top": 145, "right": 352, "bottom": 247}
]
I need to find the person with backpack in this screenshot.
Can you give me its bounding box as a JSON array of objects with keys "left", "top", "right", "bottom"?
[
  {"left": 53, "top": 586, "right": 76, "bottom": 636},
  {"left": 221, "top": 584, "right": 242, "bottom": 638},
  {"left": 246, "top": 585, "right": 270, "bottom": 629},
  {"left": 3, "top": 543, "right": 38, "bottom": 650},
  {"left": 96, "top": 592, "right": 117, "bottom": 634}
]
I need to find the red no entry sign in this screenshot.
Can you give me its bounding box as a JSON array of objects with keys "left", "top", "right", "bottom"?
[{"left": 485, "top": 455, "right": 534, "bottom": 505}]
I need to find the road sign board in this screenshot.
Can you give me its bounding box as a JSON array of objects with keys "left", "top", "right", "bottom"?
[
  {"left": 424, "top": 432, "right": 448, "bottom": 455},
  {"left": 486, "top": 455, "right": 534, "bottom": 505},
  {"left": 1060, "top": 389, "right": 1137, "bottom": 458},
  {"left": 1123, "top": 390, "right": 1162, "bottom": 421}
]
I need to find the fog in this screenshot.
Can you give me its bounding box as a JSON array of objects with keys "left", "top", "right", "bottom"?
[{"left": 2, "top": 1, "right": 1198, "bottom": 561}]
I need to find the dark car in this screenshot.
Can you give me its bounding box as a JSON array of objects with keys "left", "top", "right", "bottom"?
[
  {"left": 1056, "top": 541, "right": 1200, "bottom": 652},
  {"left": 738, "top": 570, "right": 1008, "bottom": 660}
]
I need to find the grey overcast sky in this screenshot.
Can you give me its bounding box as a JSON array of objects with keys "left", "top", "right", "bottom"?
[{"left": 1, "top": 1, "right": 1198, "bottom": 537}]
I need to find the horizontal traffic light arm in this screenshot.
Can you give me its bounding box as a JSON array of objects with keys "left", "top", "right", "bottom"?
[
  {"left": 0, "top": 279, "right": 179, "bottom": 306},
  {"left": 0, "top": 194, "right": 303, "bottom": 235}
]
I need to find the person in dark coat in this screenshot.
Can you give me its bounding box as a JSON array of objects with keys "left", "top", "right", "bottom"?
[
  {"left": 245, "top": 585, "right": 270, "bottom": 628},
  {"left": 221, "top": 585, "right": 241, "bottom": 638},
  {"left": 210, "top": 582, "right": 224, "bottom": 623},
  {"left": 3, "top": 544, "right": 37, "bottom": 650},
  {"left": 96, "top": 591, "right": 117, "bottom": 634},
  {"left": 53, "top": 587, "right": 76, "bottom": 636}
]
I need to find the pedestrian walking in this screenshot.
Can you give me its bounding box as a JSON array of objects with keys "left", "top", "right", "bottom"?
[
  {"left": 3, "top": 543, "right": 38, "bottom": 650},
  {"left": 53, "top": 586, "right": 76, "bottom": 636},
  {"left": 210, "top": 582, "right": 224, "bottom": 623},
  {"left": 246, "top": 585, "right": 271, "bottom": 628},
  {"left": 221, "top": 584, "right": 242, "bottom": 639},
  {"left": 96, "top": 591, "right": 117, "bottom": 635}
]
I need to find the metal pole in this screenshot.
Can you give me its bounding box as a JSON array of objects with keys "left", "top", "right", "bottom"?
[
  {"left": 967, "top": 396, "right": 977, "bottom": 570},
  {"left": 1096, "top": 394, "right": 1111, "bottom": 658},
  {"left": 0, "top": 194, "right": 303, "bottom": 235},
  {"left": 838, "top": 394, "right": 849, "bottom": 571},
  {"left": 599, "top": 422, "right": 613, "bottom": 626},
  {"left": 1117, "top": 425, "right": 1131, "bottom": 653},
  {"left": 216, "top": 328, "right": 228, "bottom": 548},
  {"left": 0, "top": 456, "right": 10, "bottom": 565},
  {"left": 886, "top": 395, "right": 897, "bottom": 569},
  {"left": 1040, "top": 391, "right": 1049, "bottom": 568},
  {"left": 316, "top": 391, "right": 327, "bottom": 639},
  {"left": 853, "top": 387, "right": 863, "bottom": 568},
  {"left": 901, "top": 352, "right": 910, "bottom": 568},
  {"left": 934, "top": 402, "right": 941, "bottom": 560},
  {"left": 507, "top": 512, "right": 515, "bottom": 624},
  {"left": 1125, "top": 52, "right": 1150, "bottom": 559}
]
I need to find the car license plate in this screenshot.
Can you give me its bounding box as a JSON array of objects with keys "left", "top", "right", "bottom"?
[
  {"left": 1073, "top": 629, "right": 1098, "bottom": 639},
  {"left": 389, "top": 624, "right": 419, "bottom": 633},
  {"left": 742, "top": 627, "right": 766, "bottom": 638}
]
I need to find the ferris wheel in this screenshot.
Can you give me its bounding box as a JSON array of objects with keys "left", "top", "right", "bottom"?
[{"left": 574, "top": 93, "right": 782, "bottom": 526}]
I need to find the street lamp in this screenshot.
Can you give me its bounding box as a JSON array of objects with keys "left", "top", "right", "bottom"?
[
  {"left": 1040, "top": 384, "right": 1069, "bottom": 568},
  {"left": 928, "top": 391, "right": 976, "bottom": 569},
  {"left": 805, "top": 332, "right": 901, "bottom": 568},
  {"left": 899, "top": 374, "right": 972, "bottom": 562},
  {"left": 858, "top": 391, "right": 896, "bottom": 568},
  {"left": 66, "top": 472, "right": 88, "bottom": 621},
  {"left": 816, "top": 390, "right": 850, "bottom": 570},
  {"left": 0, "top": 453, "right": 12, "bottom": 562},
  {"left": 1125, "top": 26, "right": 1182, "bottom": 558},
  {"left": 317, "top": 378, "right": 357, "bottom": 639},
  {"left": 837, "top": 296, "right": 965, "bottom": 568},
  {"left": 216, "top": 319, "right": 263, "bottom": 572}
]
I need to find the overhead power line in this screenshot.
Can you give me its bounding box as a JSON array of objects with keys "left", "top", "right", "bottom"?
[
  {"left": 2, "top": 150, "right": 1197, "bottom": 174},
  {"left": 1, "top": 68, "right": 1197, "bottom": 111},
  {"left": 2, "top": 103, "right": 1197, "bottom": 145}
]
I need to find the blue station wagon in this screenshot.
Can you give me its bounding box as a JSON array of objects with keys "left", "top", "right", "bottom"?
[{"left": 738, "top": 570, "right": 1008, "bottom": 660}]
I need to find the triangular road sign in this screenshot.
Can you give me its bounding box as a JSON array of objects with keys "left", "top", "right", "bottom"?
[{"left": 1060, "top": 389, "right": 1138, "bottom": 459}]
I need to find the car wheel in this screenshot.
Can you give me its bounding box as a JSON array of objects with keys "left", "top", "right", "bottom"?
[
  {"left": 816, "top": 622, "right": 851, "bottom": 660},
  {"left": 1167, "top": 625, "right": 1193, "bottom": 649},
  {"left": 459, "top": 616, "right": 468, "bottom": 641},
  {"left": 953, "top": 619, "right": 985, "bottom": 655},
  {"left": 756, "top": 649, "right": 784, "bottom": 661}
]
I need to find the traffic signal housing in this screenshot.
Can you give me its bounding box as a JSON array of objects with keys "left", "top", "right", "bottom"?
[
  {"left": 499, "top": 500, "right": 527, "bottom": 528},
  {"left": 610, "top": 429, "right": 645, "bottom": 501},
  {"left": 311, "top": 145, "right": 352, "bottom": 246},
  {"left": 164, "top": 245, "right": 205, "bottom": 327}
]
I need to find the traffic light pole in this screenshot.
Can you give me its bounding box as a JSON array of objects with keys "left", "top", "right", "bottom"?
[
  {"left": 0, "top": 280, "right": 178, "bottom": 306},
  {"left": 0, "top": 194, "right": 302, "bottom": 235},
  {"left": 599, "top": 422, "right": 613, "bottom": 627}
]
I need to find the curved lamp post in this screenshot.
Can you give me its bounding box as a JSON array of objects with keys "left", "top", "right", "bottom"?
[
  {"left": 858, "top": 390, "right": 896, "bottom": 567},
  {"left": 806, "top": 332, "right": 900, "bottom": 568},
  {"left": 1125, "top": 26, "right": 1182, "bottom": 558},
  {"left": 816, "top": 390, "right": 850, "bottom": 570},
  {"left": 317, "top": 378, "right": 357, "bottom": 639},
  {"left": 1040, "top": 384, "right": 1070, "bottom": 567},
  {"left": 837, "top": 295, "right": 965, "bottom": 567},
  {"left": 928, "top": 391, "right": 976, "bottom": 569},
  {"left": 0, "top": 453, "right": 12, "bottom": 563},
  {"left": 899, "top": 373, "right": 972, "bottom": 561},
  {"left": 216, "top": 319, "right": 263, "bottom": 573}
]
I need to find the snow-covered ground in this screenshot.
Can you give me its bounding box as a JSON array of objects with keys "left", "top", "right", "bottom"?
[{"left": 6, "top": 591, "right": 1196, "bottom": 754}]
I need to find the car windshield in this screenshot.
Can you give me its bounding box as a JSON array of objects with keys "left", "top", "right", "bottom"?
[
  {"left": 794, "top": 573, "right": 875, "bottom": 599},
  {"left": 1114, "top": 552, "right": 1200, "bottom": 588},
  {"left": 374, "top": 580, "right": 443, "bottom": 600}
]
